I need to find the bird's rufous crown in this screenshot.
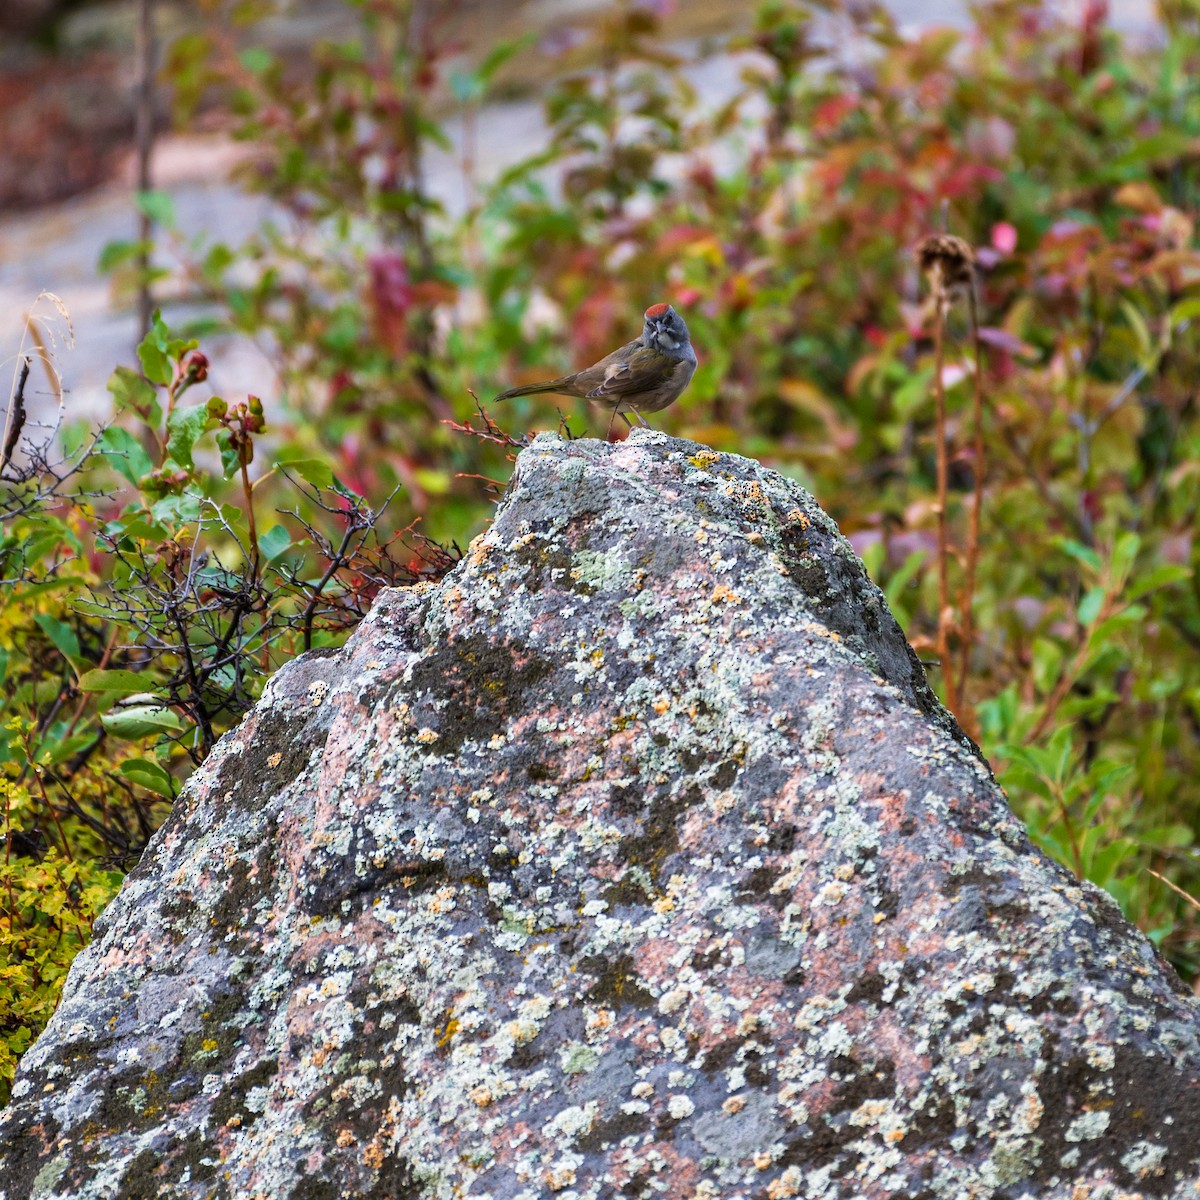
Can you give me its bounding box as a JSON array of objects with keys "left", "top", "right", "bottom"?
[{"left": 644, "top": 302, "right": 671, "bottom": 318}]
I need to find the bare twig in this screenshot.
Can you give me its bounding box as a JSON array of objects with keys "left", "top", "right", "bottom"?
[
  {"left": 301, "top": 520, "right": 363, "bottom": 651},
  {"left": 135, "top": 0, "right": 157, "bottom": 339},
  {"left": 956, "top": 281, "right": 985, "bottom": 727},
  {"left": 445, "top": 389, "right": 530, "bottom": 449},
  {"left": 1, "top": 357, "right": 30, "bottom": 475},
  {"left": 1146, "top": 868, "right": 1200, "bottom": 914},
  {"left": 931, "top": 283, "right": 957, "bottom": 715},
  {"left": 915, "top": 233, "right": 976, "bottom": 719}
]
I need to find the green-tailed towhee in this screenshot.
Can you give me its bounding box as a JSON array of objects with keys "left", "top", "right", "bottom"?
[{"left": 493, "top": 303, "right": 697, "bottom": 436}]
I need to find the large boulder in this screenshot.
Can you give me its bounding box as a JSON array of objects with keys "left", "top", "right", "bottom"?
[{"left": 2, "top": 430, "right": 1198, "bottom": 1199}]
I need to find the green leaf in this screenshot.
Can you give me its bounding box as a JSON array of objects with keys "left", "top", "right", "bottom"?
[
  {"left": 1109, "top": 129, "right": 1198, "bottom": 170},
  {"left": 165, "top": 404, "right": 213, "bottom": 472},
  {"left": 119, "top": 759, "right": 176, "bottom": 798},
  {"left": 101, "top": 706, "right": 185, "bottom": 739},
  {"left": 1127, "top": 563, "right": 1189, "bottom": 601},
  {"left": 99, "top": 426, "right": 154, "bottom": 486},
  {"left": 107, "top": 366, "right": 160, "bottom": 423},
  {"left": 476, "top": 33, "right": 536, "bottom": 83},
  {"left": 135, "top": 189, "right": 176, "bottom": 227},
  {"left": 1118, "top": 298, "right": 1154, "bottom": 364},
  {"left": 1088, "top": 841, "right": 1134, "bottom": 889},
  {"left": 1077, "top": 587, "right": 1106, "bottom": 628},
  {"left": 38, "top": 734, "right": 98, "bottom": 767},
  {"left": 892, "top": 368, "right": 933, "bottom": 419},
  {"left": 79, "top": 669, "right": 154, "bottom": 697},
  {"left": 1031, "top": 636, "right": 1062, "bottom": 694},
  {"left": 413, "top": 467, "right": 451, "bottom": 496},
  {"left": 259, "top": 524, "right": 293, "bottom": 562},
  {"left": 98, "top": 240, "right": 146, "bottom": 273},
  {"left": 137, "top": 335, "right": 173, "bottom": 386},
  {"left": 1169, "top": 296, "right": 1200, "bottom": 327},
  {"left": 34, "top": 614, "right": 80, "bottom": 663},
  {"left": 149, "top": 491, "right": 203, "bottom": 527},
  {"left": 1057, "top": 538, "right": 1102, "bottom": 572},
  {"left": 1111, "top": 530, "right": 1141, "bottom": 580},
  {"left": 217, "top": 429, "right": 244, "bottom": 478},
  {"left": 277, "top": 456, "right": 334, "bottom": 489},
  {"left": 883, "top": 549, "right": 927, "bottom": 610},
  {"left": 239, "top": 46, "right": 274, "bottom": 74}
]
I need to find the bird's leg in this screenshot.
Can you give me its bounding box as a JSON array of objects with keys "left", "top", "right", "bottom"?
[
  {"left": 607, "top": 406, "right": 622, "bottom": 440},
  {"left": 632, "top": 408, "right": 651, "bottom": 429},
  {"left": 620, "top": 413, "right": 634, "bottom": 428}
]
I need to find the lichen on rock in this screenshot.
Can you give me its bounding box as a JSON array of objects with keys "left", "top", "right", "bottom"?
[{"left": 2, "top": 430, "right": 1198, "bottom": 1200}]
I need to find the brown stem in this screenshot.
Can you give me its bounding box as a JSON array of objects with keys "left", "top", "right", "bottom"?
[
  {"left": 1053, "top": 782, "right": 1085, "bottom": 880},
  {"left": 932, "top": 282, "right": 958, "bottom": 716},
  {"left": 3, "top": 773, "right": 14, "bottom": 932},
  {"left": 956, "top": 283, "right": 985, "bottom": 727},
  {"left": 1027, "top": 594, "right": 1114, "bottom": 744},
  {"left": 61, "top": 626, "right": 120, "bottom": 744},
  {"left": 24, "top": 731, "right": 74, "bottom": 862},
  {"left": 1, "top": 357, "right": 30, "bottom": 475},
  {"left": 302, "top": 522, "right": 360, "bottom": 651},
  {"left": 240, "top": 449, "right": 260, "bottom": 585},
  {"left": 166, "top": 605, "right": 215, "bottom": 760},
  {"left": 134, "top": 0, "right": 156, "bottom": 341}
]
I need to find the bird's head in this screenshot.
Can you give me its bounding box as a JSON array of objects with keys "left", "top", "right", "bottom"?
[{"left": 643, "top": 302, "right": 689, "bottom": 352}]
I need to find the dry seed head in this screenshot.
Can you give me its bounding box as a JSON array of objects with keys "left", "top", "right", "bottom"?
[{"left": 915, "top": 233, "right": 976, "bottom": 301}]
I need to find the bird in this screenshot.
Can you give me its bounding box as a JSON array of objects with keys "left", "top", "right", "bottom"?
[{"left": 492, "top": 303, "right": 697, "bottom": 437}]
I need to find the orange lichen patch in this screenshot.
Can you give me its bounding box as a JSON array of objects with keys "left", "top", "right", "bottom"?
[
  {"left": 710, "top": 584, "right": 739, "bottom": 605},
  {"left": 545, "top": 1164, "right": 577, "bottom": 1191},
  {"left": 585, "top": 1008, "right": 615, "bottom": 1039}
]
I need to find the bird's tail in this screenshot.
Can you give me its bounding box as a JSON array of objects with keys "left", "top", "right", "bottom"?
[{"left": 492, "top": 379, "right": 568, "bottom": 403}]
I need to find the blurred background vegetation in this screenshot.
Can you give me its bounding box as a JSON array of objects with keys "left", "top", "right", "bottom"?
[{"left": 3, "top": 0, "right": 1200, "bottom": 1102}]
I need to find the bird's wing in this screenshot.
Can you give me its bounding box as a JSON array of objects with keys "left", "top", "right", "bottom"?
[{"left": 583, "top": 344, "right": 668, "bottom": 399}]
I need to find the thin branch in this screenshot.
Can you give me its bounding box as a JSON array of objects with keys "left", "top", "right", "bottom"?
[
  {"left": 135, "top": 0, "right": 157, "bottom": 340},
  {"left": 956, "top": 281, "right": 985, "bottom": 727},
  {"left": 444, "top": 389, "right": 530, "bottom": 449},
  {"left": 1, "top": 357, "right": 29, "bottom": 474},
  {"left": 932, "top": 283, "right": 958, "bottom": 715}
]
